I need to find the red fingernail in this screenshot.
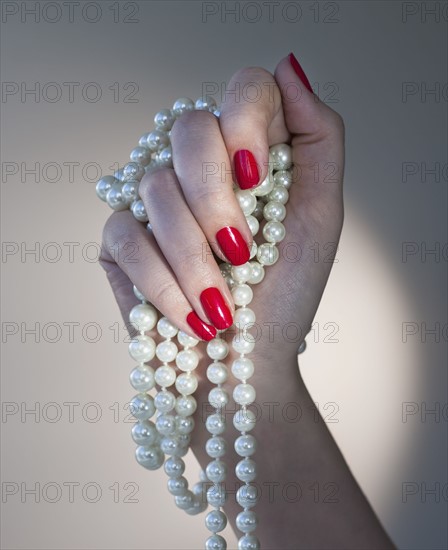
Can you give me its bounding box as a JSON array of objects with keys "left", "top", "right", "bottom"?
[
  {"left": 186, "top": 311, "right": 217, "bottom": 341},
  {"left": 288, "top": 52, "right": 313, "bottom": 94},
  {"left": 200, "top": 287, "right": 233, "bottom": 330},
  {"left": 216, "top": 226, "right": 250, "bottom": 266},
  {"left": 234, "top": 150, "right": 259, "bottom": 189}
]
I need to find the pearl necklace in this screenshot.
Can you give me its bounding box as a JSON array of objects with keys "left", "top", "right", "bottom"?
[{"left": 96, "top": 95, "right": 293, "bottom": 550}]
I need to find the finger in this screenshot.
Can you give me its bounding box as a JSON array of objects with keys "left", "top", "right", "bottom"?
[
  {"left": 101, "top": 210, "right": 218, "bottom": 341},
  {"left": 139, "top": 167, "right": 234, "bottom": 331},
  {"left": 170, "top": 110, "right": 253, "bottom": 266},
  {"left": 219, "top": 66, "right": 290, "bottom": 190}
]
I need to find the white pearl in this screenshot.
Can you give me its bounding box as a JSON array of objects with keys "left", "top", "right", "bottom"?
[
  {"left": 172, "top": 97, "right": 194, "bottom": 117},
  {"left": 155, "top": 414, "right": 176, "bottom": 436},
  {"left": 164, "top": 456, "right": 185, "bottom": 478},
  {"left": 232, "top": 332, "right": 255, "bottom": 355},
  {"left": 206, "top": 362, "right": 228, "bottom": 384},
  {"left": 232, "top": 284, "right": 253, "bottom": 306},
  {"left": 131, "top": 199, "right": 149, "bottom": 222},
  {"left": 252, "top": 173, "right": 274, "bottom": 197},
  {"left": 175, "top": 415, "right": 195, "bottom": 435},
  {"left": 96, "top": 175, "right": 117, "bottom": 201},
  {"left": 234, "top": 307, "right": 256, "bottom": 329},
  {"left": 231, "top": 263, "right": 252, "bottom": 284},
  {"left": 267, "top": 185, "right": 289, "bottom": 204},
  {"left": 207, "top": 483, "right": 227, "bottom": 507},
  {"left": 205, "top": 510, "right": 227, "bottom": 533},
  {"left": 206, "top": 459, "right": 227, "bottom": 482},
  {"left": 223, "top": 273, "right": 236, "bottom": 289},
  {"left": 175, "top": 395, "right": 197, "bottom": 416},
  {"left": 154, "top": 390, "right": 176, "bottom": 413},
  {"left": 138, "top": 133, "right": 151, "bottom": 147},
  {"left": 236, "top": 511, "right": 258, "bottom": 534},
  {"left": 157, "top": 317, "right": 179, "bottom": 338},
  {"left": 130, "top": 393, "right": 155, "bottom": 420},
  {"left": 175, "top": 490, "right": 194, "bottom": 510},
  {"left": 236, "top": 485, "right": 259, "bottom": 508},
  {"left": 234, "top": 434, "right": 257, "bottom": 457},
  {"left": 249, "top": 242, "right": 257, "bottom": 259},
  {"left": 195, "top": 96, "right": 217, "bottom": 112},
  {"left": 129, "top": 303, "right": 157, "bottom": 332},
  {"left": 208, "top": 387, "right": 229, "bottom": 409},
  {"left": 235, "top": 190, "right": 257, "bottom": 215},
  {"left": 273, "top": 169, "right": 292, "bottom": 189},
  {"left": 135, "top": 445, "right": 164, "bottom": 470},
  {"left": 129, "top": 365, "right": 155, "bottom": 392},
  {"left": 167, "top": 476, "right": 188, "bottom": 496},
  {"left": 185, "top": 498, "right": 208, "bottom": 515},
  {"left": 123, "top": 162, "right": 145, "bottom": 182},
  {"left": 154, "top": 108, "right": 175, "bottom": 131},
  {"left": 238, "top": 535, "right": 260, "bottom": 550},
  {"left": 161, "top": 436, "right": 182, "bottom": 456},
  {"left": 256, "top": 243, "right": 279, "bottom": 266},
  {"left": 128, "top": 335, "right": 156, "bottom": 362},
  {"left": 155, "top": 340, "right": 178, "bottom": 363},
  {"left": 130, "top": 146, "right": 151, "bottom": 166},
  {"left": 157, "top": 145, "right": 173, "bottom": 168},
  {"left": 235, "top": 458, "right": 257, "bottom": 482},
  {"left": 231, "top": 357, "right": 255, "bottom": 381},
  {"left": 175, "top": 373, "right": 198, "bottom": 395},
  {"left": 263, "top": 200, "right": 286, "bottom": 221},
  {"left": 176, "top": 349, "right": 199, "bottom": 371},
  {"left": 233, "top": 384, "right": 256, "bottom": 405},
  {"left": 177, "top": 331, "right": 199, "bottom": 348},
  {"left": 263, "top": 220, "right": 286, "bottom": 243},
  {"left": 206, "top": 338, "right": 229, "bottom": 360},
  {"left": 133, "top": 285, "right": 146, "bottom": 301},
  {"left": 206, "top": 413, "right": 226, "bottom": 435},
  {"left": 270, "top": 143, "right": 292, "bottom": 170},
  {"left": 106, "top": 182, "right": 127, "bottom": 211},
  {"left": 146, "top": 129, "right": 169, "bottom": 152},
  {"left": 122, "top": 180, "right": 139, "bottom": 204},
  {"left": 206, "top": 534, "right": 227, "bottom": 550},
  {"left": 233, "top": 409, "right": 256, "bottom": 432},
  {"left": 248, "top": 262, "right": 264, "bottom": 284},
  {"left": 154, "top": 365, "right": 176, "bottom": 387},
  {"left": 131, "top": 420, "right": 158, "bottom": 446},
  {"left": 246, "top": 215, "right": 259, "bottom": 236},
  {"left": 206, "top": 436, "right": 227, "bottom": 458}
]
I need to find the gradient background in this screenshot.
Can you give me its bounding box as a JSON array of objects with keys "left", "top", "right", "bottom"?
[{"left": 1, "top": 1, "right": 446, "bottom": 549}]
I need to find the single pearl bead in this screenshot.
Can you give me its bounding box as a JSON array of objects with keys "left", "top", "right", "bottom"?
[
  {"left": 155, "top": 413, "right": 176, "bottom": 436},
  {"left": 130, "top": 393, "right": 155, "bottom": 420},
  {"left": 157, "top": 317, "right": 179, "bottom": 338},
  {"left": 175, "top": 415, "right": 195, "bottom": 435},
  {"left": 206, "top": 362, "right": 228, "bottom": 384},
  {"left": 154, "top": 365, "right": 176, "bottom": 387},
  {"left": 106, "top": 182, "right": 127, "bottom": 211},
  {"left": 235, "top": 190, "right": 257, "bottom": 215},
  {"left": 128, "top": 335, "right": 156, "bottom": 362},
  {"left": 232, "top": 332, "right": 255, "bottom": 355},
  {"left": 234, "top": 434, "right": 257, "bottom": 457},
  {"left": 176, "top": 349, "right": 199, "bottom": 371},
  {"left": 195, "top": 96, "right": 217, "bottom": 112},
  {"left": 231, "top": 357, "right": 255, "bottom": 381},
  {"left": 175, "top": 372, "right": 198, "bottom": 395},
  {"left": 154, "top": 390, "right": 176, "bottom": 413},
  {"left": 164, "top": 456, "right": 185, "bottom": 478},
  {"left": 235, "top": 458, "right": 258, "bottom": 482},
  {"left": 263, "top": 200, "right": 286, "bottom": 222},
  {"left": 96, "top": 175, "right": 117, "bottom": 201},
  {"left": 233, "top": 384, "right": 256, "bottom": 406},
  {"left": 267, "top": 185, "right": 289, "bottom": 204},
  {"left": 273, "top": 169, "right": 292, "bottom": 189},
  {"left": 131, "top": 419, "right": 158, "bottom": 446},
  {"left": 263, "top": 220, "right": 286, "bottom": 244},
  {"left": 129, "top": 365, "right": 155, "bottom": 392},
  {"left": 155, "top": 340, "right": 178, "bottom": 363},
  {"left": 238, "top": 535, "right": 260, "bottom": 550},
  {"left": 122, "top": 180, "right": 139, "bottom": 204},
  {"left": 206, "top": 436, "right": 227, "bottom": 458},
  {"left": 177, "top": 331, "right": 199, "bottom": 348},
  {"left": 135, "top": 445, "right": 164, "bottom": 470},
  {"left": 131, "top": 199, "right": 149, "bottom": 222},
  {"left": 175, "top": 395, "right": 197, "bottom": 416},
  {"left": 256, "top": 243, "right": 279, "bottom": 266},
  {"left": 172, "top": 97, "right": 195, "bottom": 117},
  {"left": 246, "top": 215, "right": 259, "bottom": 236},
  {"left": 234, "top": 307, "right": 256, "bottom": 329},
  {"left": 233, "top": 409, "right": 256, "bottom": 432},
  {"left": 129, "top": 304, "right": 158, "bottom": 332},
  {"left": 249, "top": 242, "right": 257, "bottom": 259},
  {"left": 138, "top": 133, "right": 150, "bottom": 147},
  {"left": 206, "top": 338, "right": 229, "bottom": 360},
  {"left": 248, "top": 262, "right": 264, "bottom": 284},
  {"left": 206, "top": 459, "right": 227, "bottom": 482},
  {"left": 167, "top": 476, "right": 188, "bottom": 496},
  {"left": 185, "top": 498, "right": 208, "bottom": 516},
  {"left": 252, "top": 200, "right": 265, "bottom": 220},
  {"left": 231, "top": 263, "right": 252, "bottom": 284},
  {"left": 130, "top": 146, "right": 151, "bottom": 166},
  {"left": 146, "top": 129, "right": 170, "bottom": 152},
  {"left": 175, "top": 490, "right": 194, "bottom": 510},
  {"left": 207, "top": 483, "right": 227, "bottom": 507},
  {"left": 208, "top": 387, "right": 229, "bottom": 409},
  {"left": 161, "top": 435, "right": 183, "bottom": 456},
  {"left": 206, "top": 413, "right": 226, "bottom": 435},
  {"left": 133, "top": 285, "right": 146, "bottom": 301},
  {"left": 252, "top": 173, "right": 274, "bottom": 197},
  {"left": 205, "top": 510, "right": 227, "bottom": 533},
  {"left": 154, "top": 108, "right": 175, "bottom": 131},
  {"left": 270, "top": 143, "right": 292, "bottom": 170},
  {"left": 236, "top": 484, "right": 259, "bottom": 508},
  {"left": 206, "top": 534, "right": 227, "bottom": 550},
  {"left": 157, "top": 146, "right": 173, "bottom": 168},
  {"left": 232, "top": 284, "right": 253, "bottom": 306},
  {"left": 236, "top": 511, "right": 258, "bottom": 534},
  {"left": 123, "top": 162, "right": 145, "bottom": 182},
  {"left": 223, "top": 273, "right": 236, "bottom": 289}
]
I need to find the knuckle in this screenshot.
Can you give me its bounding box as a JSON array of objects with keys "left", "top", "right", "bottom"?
[
  {"left": 171, "top": 109, "right": 216, "bottom": 140},
  {"left": 139, "top": 168, "right": 177, "bottom": 202},
  {"left": 149, "top": 277, "right": 179, "bottom": 311}
]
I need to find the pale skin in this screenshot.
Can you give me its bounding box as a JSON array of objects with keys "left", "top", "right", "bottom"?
[{"left": 100, "top": 55, "right": 395, "bottom": 549}]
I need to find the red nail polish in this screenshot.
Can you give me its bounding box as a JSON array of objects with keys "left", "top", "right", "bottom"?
[
  {"left": 234, "top": 150, "right": 260, "bottom": 189},
  {"left": 200, "top": 287, "right": 233, "bottom": 330},
  {"left": 288, "top": 52, "right": 313, "bottom": 94},
  {"left": 216, "top": 226, "right": 250, "bottom": 266},
  {"left": 186, "top": 311, "right": 217, "bottom": 341}
]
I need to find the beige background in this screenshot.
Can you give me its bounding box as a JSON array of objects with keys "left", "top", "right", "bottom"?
[{"left": 1, "top": 1, "right": 446, "bottom": 549}]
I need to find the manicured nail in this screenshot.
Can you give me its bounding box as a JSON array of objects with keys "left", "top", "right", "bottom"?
[
  {"left": 216, "top": 226, "right": 250, "bottom": 266},
  {"left": 288, "top": 52, "right": 313, "bottom": 94},
  {"left": 200, "top": 287, "right": 233, "bottom": 330},
  {"left": 234, "top": 150, "right": 260, "bottom": 189},
  {"left": 186, "top": 311, "right": 217, "bottom": 341}
]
